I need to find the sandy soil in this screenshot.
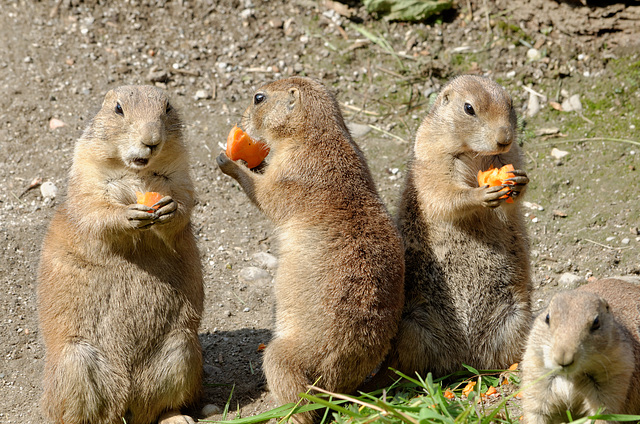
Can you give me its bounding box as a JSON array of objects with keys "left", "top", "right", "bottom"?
[{"left": 0, "top": 0, "right": 638, "bottom": 422}]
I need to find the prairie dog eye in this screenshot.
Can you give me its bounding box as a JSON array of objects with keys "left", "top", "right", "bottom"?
[
  {"left": 115, "top": 103, "right": 124, "bottom": 116},
  {"left": 254, "top": 93, "right": 266, "bottom": 105},
  {"left": 165, "top": 102, "right": 173, "bottom": 114},
  {"left": 590, "top": 316, "right": 600, "bottom": 331},
  {"left": 464, "top": 102, "right": 475, "bottom": 116},
  {"left": 545, "top": 313, "right": 550, "bottom": 326}
]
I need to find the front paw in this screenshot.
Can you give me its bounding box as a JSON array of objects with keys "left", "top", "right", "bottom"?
[
  {"left": 126, "top": 204, "right": 156, "bottom": 229},
  {"left": 477, "top": 185, "right": 509, "bottom": 209},
  {"left": 216, "top": 151, "right": 246, "bottom": 178},
  {"left": 503, "top": 169, "right": 529, "bottom": 198},
  {"left": 153, "top": 196, "right": 178, "bottom": 225}
]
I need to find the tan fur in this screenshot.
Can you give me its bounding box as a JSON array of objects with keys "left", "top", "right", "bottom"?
[
  {"left": 522, "top": 278, "right": 640, "bottom": 424},
  {"left": 37, "top": 86, "right": 203, "bottom": 424},
  {"left": 374, "top": 75, "right": 532, "bottom": 383},
  {"left": 217, "top": 77, "right": 405, "bottom": 423}
]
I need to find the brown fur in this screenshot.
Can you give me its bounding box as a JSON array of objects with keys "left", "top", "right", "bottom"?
[
  {"left": 522, "top": 278, "right": 640, "bottom": 424},
  {"left": 374, "top": 75, "right": 532, "bottom": 384},
  {"left": 37, "top": 86, "right": 203, "bottom": 424},
  {"left": 216, "top": 77, "right": 405, "bottom": 423}
]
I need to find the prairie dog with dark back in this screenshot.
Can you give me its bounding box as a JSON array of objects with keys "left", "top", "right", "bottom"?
[
  {"left": 37, "top": 86, "right": 203, "bottom": 424},
  {"left": 522, "top": 278, "right": 640, "bottom": 424},
  {"left": 375, "top": 75, "right": 532, "bottom": 384},
  {"left": 217, "top": 76, "right": 405, "bottom": 423}
]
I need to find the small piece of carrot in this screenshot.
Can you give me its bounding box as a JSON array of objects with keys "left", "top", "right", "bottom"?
[
  {"left": 443, "top": 388, "right": 455, "bottom": 400},
  {"left": 477, "top": 164, "right": 516, "bottom": 203},
  {"left": 226, "top": 125, "right": 269, "bottom": 169},
  {"left": 136, "top": 191, "right": 163, "bottom": 212},
  {"left": 483, "top": 386, "right": 498, "bottom": 397},
  {"left": 257, "top": 343, "right": 267, "bottom": 352},
  {"left": 462, "top": 381, "right": 477, "bottom": 397}
]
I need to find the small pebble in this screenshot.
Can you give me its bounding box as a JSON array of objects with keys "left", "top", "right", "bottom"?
[
  {"left": 194, "top": 89, "right": 211, "bottom": 100},
  {"left": 606, "top": 236, "right": 616, "bottom": 242},
  {"left": 551, "top": 148, "right": 569, "bottom": 160},
  {"left": 527, "top": 93, "right": 540, "bottom": 118},
  {"left": 621, "top": 238, "right": 630, "bottom": 245},
  {"left": 202, "top": 404, "right": 222, "bottom": 417},
  {"left": 526, "top": 48, "right": 542, "bottom": 61},
  {"left": 238, "top": 266, "right": 271, "bottom": 284},
  {"left": 40, "top": 181, "right": 58, "bottom": 199},
  {"left": 558, "top": 272, "right": 585, "bottom": 289},
  {"left": 243, "top": 307, "right": 251, "bottom": 313},
  {"left": 252, "top": 251, "right": 278, "bottom": 269}
]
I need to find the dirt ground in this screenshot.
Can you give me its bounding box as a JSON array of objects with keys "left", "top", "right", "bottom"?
[{"left": 0, "top": 0, "right": 638, "bottom": 422}]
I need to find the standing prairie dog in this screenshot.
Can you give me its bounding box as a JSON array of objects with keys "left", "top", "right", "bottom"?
[
  {"left": 37, "top": 86, "right": 204, "bottom": 424},
  {"left": 522, "top": 278, "right": 640, "bottom": 424},
  {"left": 217, "top": 76, "right": 405, "bottom": 423},
  {"left": 378, "top": 75, "right": 532, "bottom": 382}
]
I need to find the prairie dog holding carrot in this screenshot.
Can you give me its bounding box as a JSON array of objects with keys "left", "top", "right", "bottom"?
[
  {"left": 217, "top": 76, "right": 405, "bottom": 423},
  {"left": 37, "top": 86, "right": 203, "bottom": 424},
  {"left": 375, "top": 75, "right": 532, "bottom": 384},
  {"left": 522, "top": 278, "right": 640, "bottom": 424}
]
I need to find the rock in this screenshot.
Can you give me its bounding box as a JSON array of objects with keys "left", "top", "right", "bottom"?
[
  {"left": 621, "top": 238, "right": 630, "bottom": 245},
  {"left": 194, "top": 89, "right": 211, "bottom": 100},
  {"left": 527, "top": 92, "right": 540, "bottom": 118},
  {"left": 48, "top": 118, "right": 66, "bottom": 130},
  {"left": 238, "top": 266, "right": 272, "bottom": 284},
  {"left": 202, "top": 404, "right": 222, "bottom": 417},
  {"left": 346, "top": 122, "right": 371, "bottom": 138},
  {"left": 558, "top": 272, "right": 585, "bottom": 289},
  {"left": 527, "top": 48, "right": 542, "bottom": 61},
  {"left": 550, "top": 148, "right": 569, "bottom": 160},
  {"left": 252, "top": 251, "right": 278, "bottom": 269},
  {"left": 40, "top": 181, "right": 58, "bottom": 199},
  {"left": 561, "top": 94, "right": 582, "bottom": 112}
]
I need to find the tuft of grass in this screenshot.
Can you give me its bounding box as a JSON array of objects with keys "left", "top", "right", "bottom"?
[{"left": 202, "top": 366, "right": 640, "bottom": 424}]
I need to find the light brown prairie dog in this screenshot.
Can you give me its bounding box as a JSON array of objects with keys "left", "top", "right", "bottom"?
[
  {"left": 37, "top": 86, "right": 203, "bottom": 424},
  {"left": 375, "top": 75, "right": 532, "bottom": 384},
  {"left": 522, "top": 278, "right": 640, "bottom": 424},
  {"left": 217, "top": 76, "right": 405, "bottom": 423}
]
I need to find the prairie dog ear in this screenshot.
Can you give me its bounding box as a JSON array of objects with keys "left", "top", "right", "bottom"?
[
  {"left": 439, "top": 89, "right": 452, "bottom": 107},
  {"left": 288, "top": 87, "right": 300, "bottom": 111},
  {"left": 102, "top": 90, "right": 116, "bottom": 107}
]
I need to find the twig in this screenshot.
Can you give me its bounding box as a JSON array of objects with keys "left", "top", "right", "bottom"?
[
  {"left": 172, "top": 68, "right": 200, "bottom": 77},
  {"left": 308, "top": 386, "right": 419, "bottom": 424},
  {"left": 368, "top": 124, "right": 409, "bottom": 144},
  {"left": 522, "top": 85, "right": 546, "bottom": 99},
  {"left": 584, "top": 239, "right": 631, "bottom": 251},
  {"left": 530, "top": 137, "right": 640, "bottom": 148},
  {"left": 341, "top": 103, "right": 380, "bottom": 116}
]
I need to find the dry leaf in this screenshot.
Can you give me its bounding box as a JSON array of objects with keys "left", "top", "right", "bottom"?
[
  {"left": 483, "top": 386, "right": 498, "bottom": 397},
  {"left": 257, "top": 343, "right": 267, "bottom": 352},
  {"left": 508, "top": 363, "right": 519, "bottom": 371},
  {"left": 549, "top": 101, "right": 563, "bottom": 111}
]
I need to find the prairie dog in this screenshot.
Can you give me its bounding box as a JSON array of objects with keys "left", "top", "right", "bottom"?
[
  {"left": 522, "top": 278, "right": 640, "bottom": 424},
  {"left": 37, "top": 86, "right": 203, "bottom": 424},
  {"left": 217, "top": 77, "right": 405, "bottom": 423},
  {"left": 380, "top": 75, "right": 532, "bottom": 382}
]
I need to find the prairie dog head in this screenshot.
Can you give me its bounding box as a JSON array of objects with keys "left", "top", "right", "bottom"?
[
  {"left": 535, "top": 290, "right": 614, "bottom": 374},
  {"left": 241, "top": 76, "right": 348, "bottom": 151},
  {"left": 416, "top": 75, "right": 517, "bottom": 157},
  {"left": 79, "top": 85, "right": 182, "bottom": 170}
]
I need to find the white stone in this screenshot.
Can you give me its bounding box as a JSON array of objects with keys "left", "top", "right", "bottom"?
[
  {"left": 253, "top": 251, "right": 278, "bottom": 269},
  {"left": 347, "top": 122, "right": 371, "bottom": 138},
  {"left": 527, "top": 48, "right": 542, "bottom": 61},
  {"left": 238, "top": 266, "right": 272, "bottom": 284},
  {"left": 527, "top": 92, "right": 540, "bottom": 117},
  {"left": 40, "top": 182, "right": 58, "bottom": 199},
  {"left": 558, "top": 273, "right": 585, "bottom": 289},
  {"left": 202, "top": 404, "right": 222, "bottom": 417},
  {"left": 551, "top": 148, "right": 569, "bottom": 160}
]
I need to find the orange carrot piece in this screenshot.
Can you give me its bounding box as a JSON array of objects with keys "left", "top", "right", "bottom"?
[
  {"left": 477, "top": 164, "right": 516, "bottom": 203},
  {"left": 226, "top": 125, "right": 269, "bottom": 169},
  {"left": 136, "top": 191, "right": 163, "bottom": 212}
]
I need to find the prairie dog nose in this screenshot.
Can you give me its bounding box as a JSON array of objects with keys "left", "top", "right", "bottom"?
[
  {"left": 553, "top": 348, "right": 575, "bottom": 368},
  {"left": 139, "top": 121, "right": 163, "bottom": 147},
  {"left": 495, "top": 126, "right": 513, "bottom": 146}
]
